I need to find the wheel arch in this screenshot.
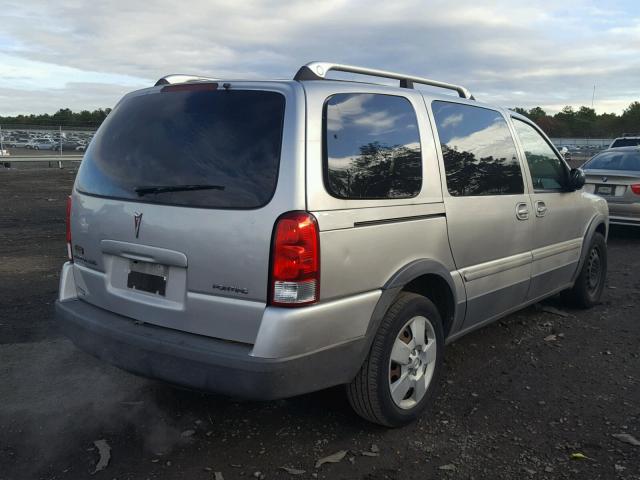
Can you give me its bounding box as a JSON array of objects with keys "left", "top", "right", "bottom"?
[
  {"left": 385, "top": 260, "right": 458, "bottom": 338},
  {"left": 364, "top": 259, "right": 460, "bottom": 349},
  {"left": 573, "top": 214, "right": 608, "bottom": 284}
]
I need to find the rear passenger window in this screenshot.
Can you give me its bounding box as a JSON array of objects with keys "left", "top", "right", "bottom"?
[
  {"left": 432, "top": 101, "right": 523, "bottom": 196},
  {"left": 512, "top": 119, "right": 566, "bottom": 190},
  {"left": 323, "top": 93, "right": 422, "bottom": 199}
]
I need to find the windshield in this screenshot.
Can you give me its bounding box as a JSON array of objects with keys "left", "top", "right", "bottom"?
[
  {"left": 610, "top": 138, "right": 640, "bottom": 148},
  {"left": 75, "top": 87, "right": 286, "bottom": 209},
  {"left": 584, "top": 150, "right": 640, "bottom": 171}
]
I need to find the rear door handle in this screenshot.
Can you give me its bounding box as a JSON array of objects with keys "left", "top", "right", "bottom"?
[
  {"left": 535, "top": 201, "right": 548, "bottom": 217},
  {"left": 515, "top": 202, "right": 529, "bottom": 221}
]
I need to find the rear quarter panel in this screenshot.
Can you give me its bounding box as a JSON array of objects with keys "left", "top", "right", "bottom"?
[{"left": 301, "top": 82, "right": 455, "bottom": 301}]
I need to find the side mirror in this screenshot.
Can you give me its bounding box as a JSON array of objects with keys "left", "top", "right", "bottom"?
[{"left": 568, "top": 168, "right": 586, "bottom": 191}]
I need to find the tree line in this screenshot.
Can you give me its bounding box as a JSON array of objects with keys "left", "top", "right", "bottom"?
[
  {"left": 0, "top": 108, "right": 112, "bottom": 128},
  {"left": 1, "top": 101, "right": 638, "bottom": 138},
  {"left": 328, "top": 141, "right": 421, "bottom": 198},
  {"left": 512, "top": 101, "right": 640, "bottom": 139}
]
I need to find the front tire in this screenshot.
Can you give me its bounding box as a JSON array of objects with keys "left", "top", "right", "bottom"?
[
  {"left": 346, "top": 292, "right": 444, "bottom": 427},
  {"left": 564, "top": 232, "right": 607, "bottom": 308}
]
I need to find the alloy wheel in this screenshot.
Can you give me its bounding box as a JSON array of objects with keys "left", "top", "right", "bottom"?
[{"left": 388, "top": 316, "right": 437, "bottom": 409}]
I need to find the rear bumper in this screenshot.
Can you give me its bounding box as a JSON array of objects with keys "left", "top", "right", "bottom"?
[
  {"left": 607, "top": 201, "right": 640, "bottom": 226},
  {"left": 55, "top": 299, "right": 368, "bottom": 400}
]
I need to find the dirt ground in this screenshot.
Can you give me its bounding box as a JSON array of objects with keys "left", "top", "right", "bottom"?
[{"left": 1, "top": 166, "right": 638, "bottom": 480}]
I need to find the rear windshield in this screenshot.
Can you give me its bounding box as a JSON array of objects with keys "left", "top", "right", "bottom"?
[
  {"left": 611, "top": 138, "right": 640, "bottom": 148},
  {"left": 76, "top": 87, "right": 285, "bottom": 209},
  {"left": 584, "top": 150, "right": 640, "bottom": 171}
]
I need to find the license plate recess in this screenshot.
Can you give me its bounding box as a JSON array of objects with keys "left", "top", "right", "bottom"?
[{"left": 127, "top": 260, "right": 168, "bottom": 296}]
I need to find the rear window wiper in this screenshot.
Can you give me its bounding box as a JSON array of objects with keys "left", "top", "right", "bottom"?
[{"left": 134, "top": 184, "right": 226, "bottom": 196}]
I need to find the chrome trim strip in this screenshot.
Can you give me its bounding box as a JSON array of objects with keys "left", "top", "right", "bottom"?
[
  {"left": 531, "top": 238, "right": 582, "bottom": 261},
  {"left": 460, "top": 251, "right": 532, "bottom": 282},
  {"left": 313, "top": 202, "right": 446, "bottom": 231},
  {"left": 354, "top": 213, "right": 445, "bottom": 228},
  {"left": 101, "top": 240, "right": 188, "bottom": 267},
  {"left": 459, "top": 237, "right": 584, "bottom": 283}
]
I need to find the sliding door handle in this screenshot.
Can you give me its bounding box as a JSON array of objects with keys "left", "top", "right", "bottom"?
[
  {"left": 516, "top": 202, "right": 529, "bottom": 221},
  {"left": 535, "top": 201, "right": 548, "bottom": 217}
]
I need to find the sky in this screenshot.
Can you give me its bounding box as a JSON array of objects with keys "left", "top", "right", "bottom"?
[{"left": 0, "top": 0, "right": 638, "bottom": 116}]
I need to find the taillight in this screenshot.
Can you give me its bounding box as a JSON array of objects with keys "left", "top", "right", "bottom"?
[
  {"left": 66, "top": 195, "right": 73, "bottom": 261},
  {"left": 269, "top": 211, "right": 320, "bottom": 306},
  {"left": 631, "top": 184, "right": 640, "bottom": 195},
  {"left": 161, "top": 83, "right": 218, "bottom": 93}
]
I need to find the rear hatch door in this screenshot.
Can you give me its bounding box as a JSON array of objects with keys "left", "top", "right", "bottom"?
[{"left": 69, "top": 81, "right": 304, "bottom": 344}]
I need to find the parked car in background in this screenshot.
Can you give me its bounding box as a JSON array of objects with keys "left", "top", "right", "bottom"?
[
  {"left": 583, "top": 146, "right": 640, "bottom": 227},
  {"left": 54, "top": 141, "right": 84, "bottom": 151},
  {"left": 5, "top": 138, "right": 31, "bottom": 148},
  {"left": 25, "top": 139, "right": 57, "bottom": 150},
  {"left": 56, "top": 62, "right": 608, "bottom": 427},
  {"left": 609, "top": 134, "right": 640, "bottom": 148}
]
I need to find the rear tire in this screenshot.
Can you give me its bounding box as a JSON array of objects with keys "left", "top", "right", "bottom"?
[
  {"left": 346, "top": 292, "right": 444, "bottom": 427},
  {"left": 564, "top": 232, "right": 607, "bottom": 308}
]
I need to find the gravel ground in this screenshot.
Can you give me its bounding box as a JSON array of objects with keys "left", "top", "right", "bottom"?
[{"left": 1, "top": 166, "right": 639, "bottom": 480}]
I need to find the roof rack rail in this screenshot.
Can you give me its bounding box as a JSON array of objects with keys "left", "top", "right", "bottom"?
[
  {"left": 621, "top": 132, "right": 640, "bottom": 137},
  {"left": 294, "top": 61, "right": 474, "bottom": 100},
  {"left": 154, "top": 74, "right": 219, "bottom": 86}
]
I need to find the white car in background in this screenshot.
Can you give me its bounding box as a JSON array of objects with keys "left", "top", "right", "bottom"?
[{"left": 610, "top": 134, "right": 640, "bottom": 148}]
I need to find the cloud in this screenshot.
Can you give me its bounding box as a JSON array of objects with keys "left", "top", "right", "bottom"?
[
  {"left": 0, "top": 53, "right": 146, "bottom": 91},
  {"left": 353, "top": 110, "right": 402, "bottom": 134},
  {"left": 446, "top": 122, "right": 516, "bottom": 160},
  {"left": 440, "top": 113, "right": 464, "bottom": 128},
  {"left": 326, "top": 93, "right": 368, "bottom": 132},
  {"left": 0, "top": 0, "right": 638, "bottom": 115},
  {"left": 0, "top": 83, "right": 141, "bottom": 116}
]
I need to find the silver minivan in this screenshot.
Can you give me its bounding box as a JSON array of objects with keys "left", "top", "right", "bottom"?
[{"left": 56, "top": 62, "right": 609, "bottom": 426}]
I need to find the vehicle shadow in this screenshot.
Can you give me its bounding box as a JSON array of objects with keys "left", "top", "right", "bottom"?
[
  {"left": 608, "top": 224, "right": 640, "bottom": 240},
  {"left": 82, "top": 223, "right": 638, "bottom": 461},
  {"left": 136, "top": 225, "right": 640, "bottom": 436}
]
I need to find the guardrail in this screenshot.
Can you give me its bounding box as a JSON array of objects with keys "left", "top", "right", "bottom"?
[
  {"left": 1, "top": 155, "right": 83, "bottom": 168},
  {"left": 2, "top": 155, "right": 83, "bottom": 162}
]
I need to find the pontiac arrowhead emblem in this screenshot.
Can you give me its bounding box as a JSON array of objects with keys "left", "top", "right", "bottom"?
[{"left": 133, "top": 212, "right": 143, "bottom": 238}]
